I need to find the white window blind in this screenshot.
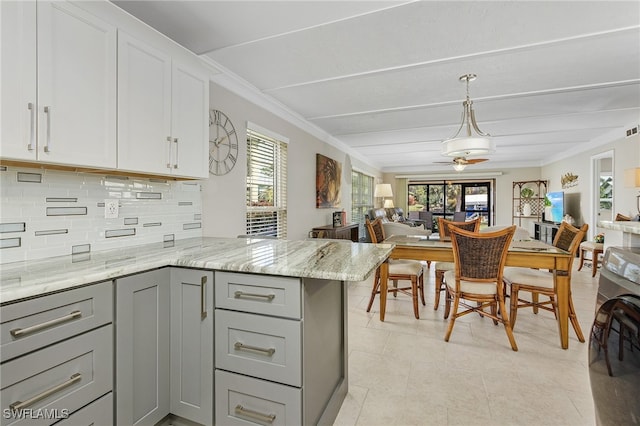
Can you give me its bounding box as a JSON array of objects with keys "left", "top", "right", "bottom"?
[
  {"left": 351, "top": 170, "right": 374, "bottom": 240},
  {"left": 246, "top": 128, "right": 287, "bottom": 238}
]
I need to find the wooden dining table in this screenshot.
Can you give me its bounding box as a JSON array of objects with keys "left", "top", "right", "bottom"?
[{"left": 379, "top": 235, "right": 576, "bottom": 349}]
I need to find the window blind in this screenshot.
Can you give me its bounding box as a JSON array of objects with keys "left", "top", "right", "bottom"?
[
  {"left": 351, "top": 170, "right": 374, "bottom": 240},
  {"left": 246, "top": 128, "right": 287, "bottom": 238}
]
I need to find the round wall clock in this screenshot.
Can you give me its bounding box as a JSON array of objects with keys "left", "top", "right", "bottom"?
[{"left": 209, "top": 109, "right": 238, "bottom": 176}]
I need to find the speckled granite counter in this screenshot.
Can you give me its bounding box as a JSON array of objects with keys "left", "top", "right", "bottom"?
[
  {"left": 599, "top": 220, "right": 640, "bottom": 248},
  {"left": 0, "top": 237, "right": 394, "bottom": 304}
]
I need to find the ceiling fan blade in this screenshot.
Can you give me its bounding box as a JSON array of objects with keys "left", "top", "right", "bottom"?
[{"left": 465, "top": 158, "right": 489, "bottom": 164}]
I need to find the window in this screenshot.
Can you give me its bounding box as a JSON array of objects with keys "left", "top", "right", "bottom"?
[
  {"left": 246, "top": 127, "right": 287, "bottom": 238},
  {"left": 351, "top": 170, "right": 374, "bottom": 240}
]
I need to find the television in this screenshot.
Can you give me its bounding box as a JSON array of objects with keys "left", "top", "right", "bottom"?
[{"left": 546, "top": 191, "right": 564, "bottom": 223}]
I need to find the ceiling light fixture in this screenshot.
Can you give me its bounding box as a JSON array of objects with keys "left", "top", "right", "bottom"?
[
  {"left": 453, "top": 163, "right": 466, "bottom": 172},
  {"left": 441, "top": 74, "right": 495, "bottom": 157}
]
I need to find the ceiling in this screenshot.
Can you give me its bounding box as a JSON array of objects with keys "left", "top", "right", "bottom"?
[{"left": 112, "top": 1, "right": 640, "bottom": 174}]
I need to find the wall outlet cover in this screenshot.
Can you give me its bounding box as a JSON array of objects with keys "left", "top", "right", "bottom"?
[{"left": 105, "top": 199, "right": 119, "bottom": 219}]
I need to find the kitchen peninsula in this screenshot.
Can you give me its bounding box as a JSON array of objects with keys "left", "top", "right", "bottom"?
[
  {"left": 1, "top": 237, "right": 393, "bottom": 425},
  {"left": 598, "top": 220, "right": 640, "bottom": 248}
]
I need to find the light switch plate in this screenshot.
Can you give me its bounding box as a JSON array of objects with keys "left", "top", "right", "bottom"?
[{"left": 105, "top": 199, "right": 119, "bottom": 219}]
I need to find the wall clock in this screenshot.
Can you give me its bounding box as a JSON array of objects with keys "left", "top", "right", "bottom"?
[{"left": 209, "top": 109, "right": 238, "bottom": 176}]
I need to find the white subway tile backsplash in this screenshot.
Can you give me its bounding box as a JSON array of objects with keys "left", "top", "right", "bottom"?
[{"left": 0, "top": 166, "right": 203, "bottom": 264}]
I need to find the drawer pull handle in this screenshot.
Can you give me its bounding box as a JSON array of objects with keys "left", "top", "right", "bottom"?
[
  {"left": 10, "top": 310, "right": 82, "bottom": 337},
  {"left": 234, "top": 291, "right": 275, "bottom": 301},
  {"left": 234, "top": 342, "right": 275, "bottom": 356},
  {"left": 235, "top": 404, "right": 276, "bottom": 423},
  {"left": 201, "top": 275, "right": 207, "bottom": 319},
  {"left": 9, "top": 373, "right": 82, "bottom": 411}
]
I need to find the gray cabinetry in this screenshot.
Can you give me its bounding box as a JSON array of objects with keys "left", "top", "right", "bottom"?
[
  {"left": 169, "top": 268, "right": 213, "bottom": 425},
  {"left": 215, "top": 272, "right": 348, "bottom": 426},
  {"left": 0, "top": 282, "right": 113, "bottom": 426},
  {"left": 116, "top": 268, "right": 170, "bottom": 426}
]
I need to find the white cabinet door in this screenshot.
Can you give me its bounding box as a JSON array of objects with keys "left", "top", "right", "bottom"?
[
  {"left": 169, "top": 268, "right": 214, "bottom": 425},
  {"left": 117, "top": 32, "right": 172, "bottom": 175},
  {"left": 170, "top": 62, "right": 209, "bottom": 179},
  {"left": 36, "top": 1, "right": 116, "bottom": 168},
  {"left": 0, "top": 1, "right": 37, "bottom": 161},
  {"left": 116, "top": 269, "right": 170, "bottom": 426}
]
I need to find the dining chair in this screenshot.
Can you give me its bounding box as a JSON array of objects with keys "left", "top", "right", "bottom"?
[
  {"left": 503, "top": 222, "right": 588, "bottom": 341},
  {"left": 433, "top": 217, "right": 481, "bottom": 310},
  {"left": 418, "top": 210, "right": 433, "bottom": 231},
  {"left": 443, "top": 225, "right": 517, "bottom": 351},
  {"left": 365, "top": 218, "right": 425, "bottom": 319}
]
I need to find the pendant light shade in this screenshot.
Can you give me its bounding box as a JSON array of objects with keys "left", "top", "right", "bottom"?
[{"left": 442, "top": 74, "right": 494, "bottom": 157}]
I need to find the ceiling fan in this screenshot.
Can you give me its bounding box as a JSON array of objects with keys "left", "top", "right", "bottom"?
[{"left": 435, "top": 156, "right": 489, "bottom": 171}]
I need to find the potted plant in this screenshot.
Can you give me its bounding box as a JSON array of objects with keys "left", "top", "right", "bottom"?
[{"left": 520, "top": 187, "right": 534, "bottom": 216}]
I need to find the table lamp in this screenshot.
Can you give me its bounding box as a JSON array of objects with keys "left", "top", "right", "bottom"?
[
  {"left": 624, "top": 167, "right": 640, "bottom": 215},
  {"left": 374, "top": 183, "right": 394, "bottom": 208}
]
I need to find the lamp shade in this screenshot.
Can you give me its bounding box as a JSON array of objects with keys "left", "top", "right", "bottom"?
[
  {"left": 624, "top": 168, "right": 640, "bottom": 188},
  {"left": 441, "top": 137, "right": 495, "bottom": 157},
  {"left": 374, "top": 183, "right": 393, "bottom": 198}
]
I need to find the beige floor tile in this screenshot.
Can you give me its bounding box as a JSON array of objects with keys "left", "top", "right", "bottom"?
[{"left": 335, "top": 261, "right": 599, "bottom": 426}]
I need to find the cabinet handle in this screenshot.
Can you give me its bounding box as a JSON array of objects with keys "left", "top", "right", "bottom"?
[
  {"left": 200, "top": 275, "right": 207, "bottom": 319},
  {"left": 173, "top": 138, "right": 179, "bottom": 169},
  {"left": 234, "top": 342, "right": 276, "bottom": 356},
  {"left": 43, "top": 106, "right": 51, "bottom": 152},
  {"left": 27, "top": 103, "right": 35, "bottom": 151},
  {"left": 235, "top": 404, "right": 276, "bottom": 423},
  {"left": 9, "top": 373, "right": 82, "bottom": 411},
  {"left": 166, "top": 136, "right": 172, "bottom": 168},
  {"left": 234, "top": 291, "right": 275, "bottom": 301},
  {"left": 10, "top": 310, "right": 82, "bottom": 338}
]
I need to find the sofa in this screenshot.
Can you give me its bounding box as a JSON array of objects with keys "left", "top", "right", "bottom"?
[{"left": 365, "top": 208, "right": 432, "bottom": 241}]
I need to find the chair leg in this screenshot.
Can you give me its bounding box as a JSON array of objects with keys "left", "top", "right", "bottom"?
[
  {"left": 532, "top": 292, "right": 540, "bottom": 314},
  {"left": 499, "top": 296, "right": 518, "bottom": 351},
  {"left": 592, "top": 250, "right": 602, "bottom": 277},
  {"left": 444, "top": 293, "right": 460, "bottom": 342},
  {"left": 392, "top": 279, "right": 399, "bottom": 297},
  {"left": 426, "top": 261, "right": 431, "bottom": 269},
  {"left": 568, "top": 294, "right": 585, "bottom": 342},
  {"left": 444, "top": 286, "right": 452, "bottom": 319},
  {"left": 510, "top": 285, "right": 519, "bottom": 329},
  {"left": 434, "top": 269, "right": 445, "bottom": 310},
  {"left": 578, "top": 248, "right": 585, "bottom": 271},
  {"left": 366, "top": 268, "right": 381, "bottom": 313},
  {"left": 490, "top": 302, "right": 498, "bottom": 325},
  {"left": 411, "top": 277, "right": 420, "bottom": 319},
  {"left": 419, "top": 272, "right": 426, "bottom": 306}
]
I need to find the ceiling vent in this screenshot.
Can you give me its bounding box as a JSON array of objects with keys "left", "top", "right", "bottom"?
[{"left": 626, "top": 126, "right": 639, "bottom": 138}]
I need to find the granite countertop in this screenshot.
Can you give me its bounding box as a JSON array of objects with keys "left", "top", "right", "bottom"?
[
  {"left": 598, "top": 220, "right": 640, "bottom": 234},
  {"left": 0, "top": 237, "right": 394, "bottom": 304}
]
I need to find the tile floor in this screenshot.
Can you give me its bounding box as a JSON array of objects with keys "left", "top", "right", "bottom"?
[{"left": 334, "top": 260, "right": 600, "bottom": 426}]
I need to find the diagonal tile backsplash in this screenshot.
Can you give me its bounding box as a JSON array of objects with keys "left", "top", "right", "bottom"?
[{"left": 0, "top": 166, "right": 202, "bottom": 264}]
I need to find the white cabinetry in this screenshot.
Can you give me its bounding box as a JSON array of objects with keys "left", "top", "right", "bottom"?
[
  {"left": 118, "top": 32, "right": 209, "bottom": 179},
  {"left": 116, "top": 269, "right": 170, "bottom": 426},
  {"left": 0, "top": 0, "right": 117, "bottom": 168},
  {"left": 169, "top": 268, "right": 214, "bottom": 425},
  {"left": 0, "top": 281, "right": 113, "bottom": 426}
]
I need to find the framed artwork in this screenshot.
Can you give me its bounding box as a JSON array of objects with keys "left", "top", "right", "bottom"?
[{"left": 316, "top": 153, "right": 342, "bottom": 208}]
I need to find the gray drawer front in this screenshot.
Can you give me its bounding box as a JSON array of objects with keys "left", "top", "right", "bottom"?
[
  {"left": 0, "top": 325, "right": 113, "bottom": 426},
  {"left": 1, "top": 281, "right": 112, "bottom": 362},
  {"left": 216, "top": 310, "right": 301, "bottom": 387},
  {"left": 54, "top": 392, "right": 113, "bottom": 426},
  {"left": 215, "top": 272, "right": 301, "bottom": 318},
  {"left": 215, "top": 370, "right": 301, "bottom": 426}
]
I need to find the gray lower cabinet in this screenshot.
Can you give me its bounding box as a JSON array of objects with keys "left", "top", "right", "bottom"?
[
  {"left": 169, "top": 268, "right": 214, "bottom": 425},
  {"left": 0, "top": 282, "right": 113, "bottom": 426},
  {"left": 116, "top": 268, "right": 170, "bottom": 426},
  {"left": 214, "top": 272, "right": 348, "bottom": 426}
]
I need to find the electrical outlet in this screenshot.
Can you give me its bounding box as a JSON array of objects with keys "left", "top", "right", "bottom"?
[{"left": 105, "top": 199, "right": 119, "bottom": 219}]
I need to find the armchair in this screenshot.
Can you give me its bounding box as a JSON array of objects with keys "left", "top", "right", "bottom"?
[{"left": 366, "top": 208, "right": 431, "bottom": 240}]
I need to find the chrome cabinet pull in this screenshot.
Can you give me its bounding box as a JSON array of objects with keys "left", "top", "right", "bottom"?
[
  {"left": 10, "top": 310, "right": 82, "bottom": 338},
  {"left": 200, "top": 275, "right": 207, "bottom": 319},
  {"left": 235, "top": 404, "right": 276, "bottom": 423},
  {"left": 27, "top": 103, "right": 35, "bottom": 151},
  {"left": 234, "top": 342, "right": 275, "bottom": 356},
  {"left": 173, "top": 138, "right": 179, "bottom": 169},
  {"left": 166, "top": 136, "right": 172, "bottom": 168},
  {"left": 10, "top": 373, "right": 81, "bottom": 411},
  {"left": 43, "top": 106, "right": 51, "bottom": 152},
  {"left": 234, "top": 291, "right": 275, "bottom": 301}
]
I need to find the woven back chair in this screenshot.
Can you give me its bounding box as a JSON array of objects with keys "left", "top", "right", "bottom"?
[
  {"left": 364, "top": 218, "right": 425, "bottom": 319},
  {"left": 503, "top": 222, "right": 588, "bottom": 341},
  {"left": 615, "top": 213, "right": 631, "bottom": 221},
  {"left": 443, "top": 225, "right": 517, "bottom": 351},
  {"left": 433, "top": 217, "right": 481, "bottom": 310}
]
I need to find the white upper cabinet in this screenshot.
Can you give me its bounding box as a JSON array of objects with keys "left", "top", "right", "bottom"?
[
  {"left": 1, "top": 1, "right": 117, "bottom": 168},
  {"left": 118, "top": 32, "right": 209, "bottom": 179}
]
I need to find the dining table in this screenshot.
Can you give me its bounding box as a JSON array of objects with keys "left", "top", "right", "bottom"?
[{"left": 379, "top": 234, "right": 576, "bottom": 349}]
